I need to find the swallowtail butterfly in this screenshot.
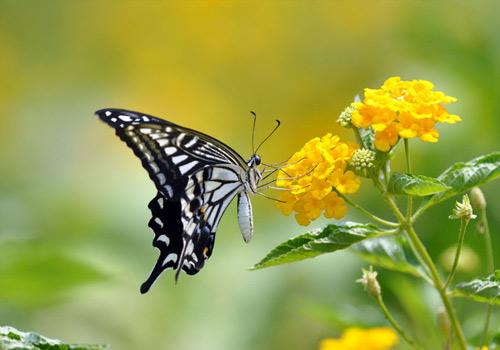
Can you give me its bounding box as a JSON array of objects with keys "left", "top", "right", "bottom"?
[{"left": 96, "top": 109, "right": 276, "bottom": 293}]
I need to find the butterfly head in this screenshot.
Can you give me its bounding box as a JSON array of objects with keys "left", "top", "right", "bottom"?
[
  {"left": 247, "top": 154, "right": 261, "bottom": 167},
  {"left": 246, "top": 154, "right": 263, "bottom": 193}
]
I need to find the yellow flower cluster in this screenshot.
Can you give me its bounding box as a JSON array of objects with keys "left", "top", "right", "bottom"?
[
  {"left": 276, "top": 133, "right": 360, "bottom": 226},
  {"left": 352, "top": 76, "right": 461, "bottom": 151},
  {"left": 319, "top": 327, "right": 398, "bottom": 350}
]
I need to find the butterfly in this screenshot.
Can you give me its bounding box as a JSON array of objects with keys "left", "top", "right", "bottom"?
[{"left": 96, "top": 108, "right": 279, "bottom": 293}]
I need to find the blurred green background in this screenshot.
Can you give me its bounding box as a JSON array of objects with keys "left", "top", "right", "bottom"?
[{"left": 0, "top": 1, "right": 498, "bottom": 349}]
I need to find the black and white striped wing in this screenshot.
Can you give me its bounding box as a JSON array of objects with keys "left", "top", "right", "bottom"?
[
  {"left": 96, "top": 108, "right": 247, "bottom": 198},
  {"left": 95, "top": 108, "right": 248, "bottom": 293}
]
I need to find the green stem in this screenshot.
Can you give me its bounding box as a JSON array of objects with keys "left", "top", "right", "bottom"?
[
  {"left": 481, "top": 307, "right": 492, "bottom": 348},
  {"left": 376, "top": 174, "right": 467, "bottom": 349},
  {"left": 480, "top": 207, "right": 494, "bottom": 348},
  {"left": 353, "top": 127, "right": 365, "bottom": 148},
  {"left": 404, "top": 139, "right": 413, "bottom": 223},
  {"left": 411, "top": 204, "right": 429, "bottom": 222},
  {"left": 444, "top": 218, "right": 469, "bottom": 289},
  {"left": 337, "top": 192, "right": 399, "bottom": 228},
  {"left": 481, "top": 208, "right": 495, "bottom": 274},
  {"left": 404, "top": 225, "right": 467, "bottom": 350},
  {"left": 366, "top": 139, "right": 466, "bottom": 349},
  {"left": 375, "top": 294, "right": 418, "bottom": 349}
]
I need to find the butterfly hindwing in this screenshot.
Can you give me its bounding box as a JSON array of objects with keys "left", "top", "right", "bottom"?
[
  {"left": 140, "top": 193, "right": 184, "bottom": 294},
  {"left": 141, "top": 165, "right": 244, "bottom": 292}
]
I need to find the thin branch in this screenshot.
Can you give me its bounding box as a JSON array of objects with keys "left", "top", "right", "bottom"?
[
  {"left": 375, "top": 294, "right": 419, "bottom": 349},
  {"left": 444, "top": 218, "right": 469, "bottom": 289},
  {"left": 337, "top": 191, "right": 399, "bottom": 228}
]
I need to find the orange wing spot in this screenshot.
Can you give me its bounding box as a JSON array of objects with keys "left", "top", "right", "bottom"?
[{"left": 203, "top": 247, "right": 209, "bottom": 256}]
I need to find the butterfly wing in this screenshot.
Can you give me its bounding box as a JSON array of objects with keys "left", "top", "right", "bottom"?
[
  {"left": 96, "top": 108, "right": 247, "bottom": 198},
  {"left": 95, "top": 108, "right": 249, "bottom": 292}
]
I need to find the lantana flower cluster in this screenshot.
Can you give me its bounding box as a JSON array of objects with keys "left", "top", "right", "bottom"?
[
  {"left": 319, "top": 327, "right": 398, "bottom": 350},
  {"left": 351, "top": 76, "right": 461, "bottom": 151},
  {"left": 276, "top": 133, "right": 360, "bottom": 226},
  {"left": 277, "top": 76, "right": 460, "bottom": 227}
]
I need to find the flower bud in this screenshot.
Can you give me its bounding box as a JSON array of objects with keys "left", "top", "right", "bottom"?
[
  {"left": 336, "top": 104, "right": 356, "bottom": 127},
  {"left": 470, "top": 187, "right": 487, "bottom": 211},
  {"left": 448, "top": 194, "right": 477, "bottom": 221},
  {"left": 357, "top": 266, "right": 381, "bottom": 298},
  {"left": 350, "top": 148, "right": 376, "bottom": 171}
]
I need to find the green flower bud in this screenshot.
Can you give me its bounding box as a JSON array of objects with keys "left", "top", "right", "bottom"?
[
  {"left": 350, "top": 148, "right": 376, "bottom": 171},
  {"left": 336, "top": 104, "right": 356, "bottom": 127},
  {"left": 470, "top": 187, "right": 487, "bottom": 211}
]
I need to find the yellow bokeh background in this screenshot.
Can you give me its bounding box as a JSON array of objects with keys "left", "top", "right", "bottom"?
[{"left": 1, "top": 1, "right": 498, "bottom": 349}]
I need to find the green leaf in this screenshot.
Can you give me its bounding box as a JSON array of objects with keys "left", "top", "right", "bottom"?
[
  {"left": 251, "top": 222, "right": 378, "bottom": 270},
  {"left": 0, "top": 241, "right": 106, "bottom": 308},
  {"left": 359, "top": 127, "right": 375, "bottom": 151},
  {"left": 451, "top": 273, "right": 500, "bottom": 305},
  {"left": 0, "top": 326, "right": 109, "bottom": 350},
  {"left": 352, "top": 236, "right": 425, "bottom": 279},
  {"left": 387, "top": 172, "right": 451, "bottom": 196},
  {"left": 427, "top": 152, "right": 500, "bottom": 206}
]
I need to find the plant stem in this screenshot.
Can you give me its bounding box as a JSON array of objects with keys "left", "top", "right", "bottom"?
[
  {"left": 404, "top": 139, "right": 413, "bottom": 223},
  {"left": 376, "top": 173, "right": 467, "bottom": 349},
  {"left": 480, "top": 207, "right": 494, "bottom": 348},
  {"left": 404, "top": 224, "right": 467, "bottom": 350},
  {"left": 444, "top": 218, "right": 469, "bottom": 289},
  {"left": 376, "top": 179, "right": 467, "bottom": 348},
  {"left": 411, "top": 203, "right": 430, "bottom": 222},
  {"left": 481, "top": 307, "right": 492, "bottom": 348},
  {"left": 353, "top": 127, "right": 365, "bottom": 148},
  {"left": 375, "top": 294, "right": 418, "bottom": 349},
  {"left": 337, "top": 192, "right": 399, "bottom": 227},
  {"left": 481, "top": 208, "right": 495, "bottom": 275},
  {"left": 363, "top": 134, "right": 466, "bottom": 349}
]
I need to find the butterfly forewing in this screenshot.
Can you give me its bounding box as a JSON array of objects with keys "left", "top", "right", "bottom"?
[{"left": 96, "top": 108, "right": 250, "bottom": 293}]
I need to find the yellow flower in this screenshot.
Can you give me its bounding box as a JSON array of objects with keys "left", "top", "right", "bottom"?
[
  {"left": 319, "top": 327, "right": 398, "bottom": 350},
  {"left": 352, "top": 76, "right": 460, "bottom": 151},
  {"left": 276, "top": 133, "right": 360, "bottom": 226}
]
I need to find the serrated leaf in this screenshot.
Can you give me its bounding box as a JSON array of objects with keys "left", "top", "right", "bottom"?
[
  {"left": 251, "top": 222, "right": 378, "bottom": 270},
  {"left": 427, "top": 152, "right": 500, "bottom": 206},
  {"left": 387, "top": 173, "right": 451, "bottom": 196},
  {"left": 0, "top": 326, "right": 109, "bottom": 350},
  {"left": 451, "top": 274, "right": 500, "bottom": 305},
  {"left": 352, "top": 236, "right": 425, "bottom": 279}
]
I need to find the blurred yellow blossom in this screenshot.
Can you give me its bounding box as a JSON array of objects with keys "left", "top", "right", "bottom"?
[
  {"left": 352, "top": 76, "right": 461, "bottom": 151},
  {"left": 276, "top": 133, "right": 360, "bottom": 226},
  {"left": 319, "top": 327, "right": 399, "bottom": 350}
]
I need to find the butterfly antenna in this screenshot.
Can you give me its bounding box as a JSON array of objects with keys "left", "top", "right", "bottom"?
[
  {"left": 255, "top": 119, "right": 281, "bottom": 154},
  {"left": 250, "top": 111, "right": 257, "bottom": 154}
]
